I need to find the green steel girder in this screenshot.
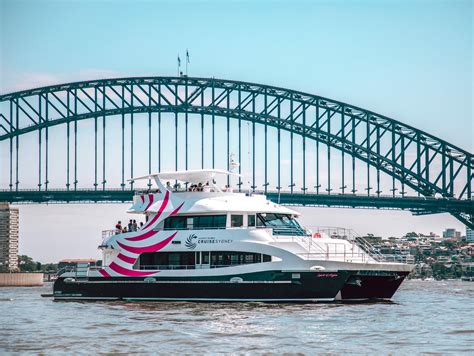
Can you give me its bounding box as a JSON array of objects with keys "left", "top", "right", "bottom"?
[
  {"left": 1, "top": 102, "right": 469, "bottom": 199},
  {"left": 0, "top": 76, "right": 472, "bottom": 227}
]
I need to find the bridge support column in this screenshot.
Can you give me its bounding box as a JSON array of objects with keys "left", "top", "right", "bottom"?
[{"left": 0, "top": 203, "right": 19, "bottom": 271}]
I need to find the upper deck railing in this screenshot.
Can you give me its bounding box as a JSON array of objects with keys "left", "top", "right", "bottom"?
[{"left": 305, "top": 226, "right": 414, "bottom": 263}]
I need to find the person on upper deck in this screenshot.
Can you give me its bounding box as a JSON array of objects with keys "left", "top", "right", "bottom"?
[{"left": 115, "top": 221, "right": 122, "bottom": 234}]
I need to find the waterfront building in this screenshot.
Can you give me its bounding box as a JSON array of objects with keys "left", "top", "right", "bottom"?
[
  {"left": 443, "top": 228, "right": 461, "bottom": 239},
  {"left": 0, "top": 203, "right": 19, "bottom": 271},
  {"left": 58, "top": 259, "right": 99, "bottom": 271},
  {"left": 466, "top": 228, "right": 474, "bottom": 243}
]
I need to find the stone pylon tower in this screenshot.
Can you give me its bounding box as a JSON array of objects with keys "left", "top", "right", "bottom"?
[{"left": 0, "top": 203, "right": 19, "bottom": 271}]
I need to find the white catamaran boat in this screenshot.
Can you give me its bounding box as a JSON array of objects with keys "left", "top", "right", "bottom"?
[{"left": 53, "top": 169, "right": 413, "bottom": 302}]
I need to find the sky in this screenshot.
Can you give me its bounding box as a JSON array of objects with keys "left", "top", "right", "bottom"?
[{"left": 0, "top": 0, "right": 473, "bottom": 262}]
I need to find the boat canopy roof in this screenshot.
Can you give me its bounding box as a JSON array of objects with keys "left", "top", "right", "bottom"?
[{"left": 131, "top": 169, "right": 241, "bottom": 184}]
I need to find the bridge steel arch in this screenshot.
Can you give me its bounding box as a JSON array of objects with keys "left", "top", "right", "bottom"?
[{"left": 0, "top": 76, "right": 472, "bottom": 228}]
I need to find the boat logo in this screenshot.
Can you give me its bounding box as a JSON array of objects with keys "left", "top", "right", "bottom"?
[{"left": 185, "top": 234, "right": 198, "bottom": 249}]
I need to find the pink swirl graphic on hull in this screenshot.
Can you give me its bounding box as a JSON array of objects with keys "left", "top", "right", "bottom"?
[
  {"left": 99, "top": 269, "right": 111, "bottom": 277},
  {"left": 109, "top": 262, "right": 157, "bottom": 277},
  {"left": 117, "top": 253, "right": 137, "bottom": 264},
  {"left": 101, "top": 189, "right": 185, "bottom": 277},
  {"left": 169, "top": 202, "right": 185, "bottom": 217},
  {"left": 118, "top": 232, "right": 177, "bottom": 254},
  {"left": 142, "top": 191, "right": 170, "bottom": 230},
  {"left": 124, "top": 229, "right": 159, "bottom": 242},
  {"left": 144, "top": 194, "right": 154, "bottom": 211}
]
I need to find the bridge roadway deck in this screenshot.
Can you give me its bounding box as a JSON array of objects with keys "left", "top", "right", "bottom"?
[{"left": 0, "top": 189, "right": 472, "bottom": 216}]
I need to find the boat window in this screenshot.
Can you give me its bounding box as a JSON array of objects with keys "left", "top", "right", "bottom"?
[
  {"left": 136, "top": 251, "right": 272, "bottom": 269},
  {"left": 164, "top": 215, "right": 227, "bottom": 230},
  {"left": 186, "top": 217, "right": 194, "bottom": 229},
  {"left": 138, "top": 251, "right": 196, "bottom": 269},
  {"left": 164, "top": 216, "right": 187, "bottom": 229},
  {"left": 256, "top": 215, "right": 265, "bottom": 227},
  {"left": 248, "top": 214, "right": 256, "bottom": 227},
  {"left": 257, "top": 213, "right": 300, "bottom": 227},
  {"left": 210, "top": 251, "right": 269, "bottom": 267},
  {"left": 256, "top": 213, "right": 306, "bottom": 236},
  {"left": 194, "top": 215, "right": 226, "bottom": 229},
  {"left": 231, "top": 215, "right": 243, "bottom": 227}
]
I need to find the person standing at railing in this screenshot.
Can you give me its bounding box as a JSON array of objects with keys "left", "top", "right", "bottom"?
[
  {"left": 115, "top": 221, "right": 122, "bottom": 234},
  {"left": 139, "top": 222, "right": 144, "bottom": 230},
  {"left": 127, "top": 219, "right": 133, "bottom": 232},
  {"left": 132, "top": 220, "right": 138, "bottom": 231}
]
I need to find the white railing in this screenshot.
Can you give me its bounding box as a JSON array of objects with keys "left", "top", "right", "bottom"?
[
  {"left": 267, "top": 228, "right": 369, "bottom": 262},
  {"left": 102, "top": 229, "right": 117, "bottom": 240},
  {"left": 306, "top": 226, "right": 414, "bottom": 264},
  {"left": 269, "top": 225, "right": 414, "bottom": 264}
]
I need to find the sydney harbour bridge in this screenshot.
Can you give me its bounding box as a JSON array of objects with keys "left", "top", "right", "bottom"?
[{"left": 0, "top": 76, "right": 472, "bottom": 229}]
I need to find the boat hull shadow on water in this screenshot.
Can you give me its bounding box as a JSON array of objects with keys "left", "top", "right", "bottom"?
[{"left": 53, "top": 270, "right": 350, "bottom": 302}]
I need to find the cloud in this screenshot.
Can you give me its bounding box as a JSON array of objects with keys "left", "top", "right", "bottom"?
[
  {"left": 0, "top": 68, "right": 124, "bottom": 94},
  {"left": 1, "top": 72, "right": 63, "bottom": 93},
  {"left": 76, "top": 69, "right": 123, "bottom": 81}
]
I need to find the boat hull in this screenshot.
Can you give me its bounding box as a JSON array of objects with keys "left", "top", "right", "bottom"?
[
  {"left": 53, "top": 270, "right": 350, "bottom": 302},
  {"left": 340, "top": 270, "right": 410, "bottom": 301}
]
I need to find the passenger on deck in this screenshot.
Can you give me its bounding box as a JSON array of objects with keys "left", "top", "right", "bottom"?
[
  {"left": 140, "top": 222, "right": 144, "bottom": 229},
  {"left": 122, "top": 227, "right": 128, "bottom": 233},
  {"left": 203, "top": 182, "right": 211, "bottom": 192},
  {"left": 128, "top": 219, "right": 133, "bottom": 231},
  {"left": 197, "top": 182, "right": 203, "bottom": 191},
  {"left": 132, "top": 220, "right": 138, "bottom": 231},
  {"left": 166, "top": 181, "right": 171, "bottom": 190},
  {"left": 115, "top": 221, "right": 122, "bottom": 234}
]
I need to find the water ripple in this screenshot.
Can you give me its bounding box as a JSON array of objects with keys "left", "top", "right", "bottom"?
[{"left": 1, "top": 280, "right": 473, "bottom": 354}]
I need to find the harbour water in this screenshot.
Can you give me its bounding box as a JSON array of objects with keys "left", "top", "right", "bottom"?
[{"left": 1, "top": 280, "right": 473, "bottom": 354}]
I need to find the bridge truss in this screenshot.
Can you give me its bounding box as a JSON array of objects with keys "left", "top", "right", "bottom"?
[{"left": 0, "top": 76, "right": 472, "bottom": 227}]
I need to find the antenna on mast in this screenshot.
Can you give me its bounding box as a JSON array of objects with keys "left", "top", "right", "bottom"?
[
  {"left": 186, "top": 49, "right": 190, "bottom": 76},
  {"left": 177, "top": 54, "right": 181, "bottom": 76}
]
